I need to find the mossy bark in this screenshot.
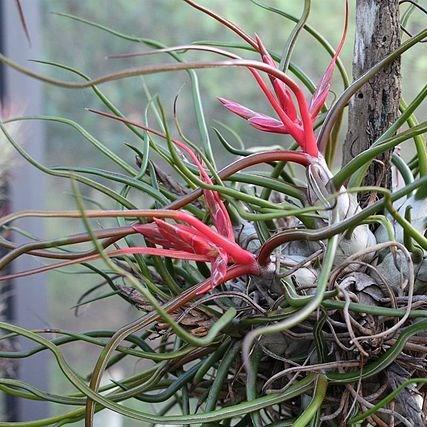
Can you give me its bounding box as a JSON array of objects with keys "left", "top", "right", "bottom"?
[{"left": 344, "top": 0, "right": 401, "bottom": 204}]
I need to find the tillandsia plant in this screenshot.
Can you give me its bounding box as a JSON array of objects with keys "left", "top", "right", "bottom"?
[{"left": 1, "top": 0, "right": 427, "bottom": 425}]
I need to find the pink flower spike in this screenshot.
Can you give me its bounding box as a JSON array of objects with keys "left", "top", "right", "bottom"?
[
  {"left": 220, "top": 94, "right": 307, "bottom": 153},
  {"left": 271, "top": 80, "right": 298, "bottom": 121},
  {"left": 219, "top": 97, "right": 287, "bottom": 131},
  {"left": 218, "top": 97, "right": 259, "bottom": 120},
  {"left": 244, "top": 68, "right": 303, "bottom": 142},
  {"left": 254, "top": 34, "right": 298, "bottom": 121},
  {"left": 133, "top": 212, "right": 256, "bottom": 294},
  {"left": 155, "top": 219, "right": 218, "bottom": 256},
  {"left": 134, "top": 220, "right": 217, "bottom": 257},
  {"left": 250, "top": 35, "right": 319, "bottom": 157},
  {"left": 219, "top": 36, "right": 317, "bottom": 156},
  {"left": 134, "top": 218, "right": 256, "bottom": 290},
  {"left": 172, "top": 138, "right": 234, "bottom": 241},
  {"left": 131, "top": 209, "right": 254, "bottom": 265},
  {"left": 133, "top": 222, "right": 171, "bottom": 248},
  {"left": 219, "top": 98, "right": 294, "bottom": 135},
  {"left": 248, "top": 116, "right": 289, "bottom": 134},
  {"left": 309, "top": 1, "right": 348, "bottom": 120}
]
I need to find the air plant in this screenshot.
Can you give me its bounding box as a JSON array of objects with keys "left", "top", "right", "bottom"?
[{"left": 1, "top": 1, "right": 427, "bottom": 426}]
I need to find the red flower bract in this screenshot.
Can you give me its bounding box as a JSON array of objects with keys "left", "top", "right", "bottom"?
[
  {"left": 133, "top": 142, "right": 259, "bottom": 294},
  {"left": 219, "top": 8, "right": 348, "bottom": 160}
]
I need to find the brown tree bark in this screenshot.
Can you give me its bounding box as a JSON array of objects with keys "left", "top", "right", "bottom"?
[{"left": 343, "top": 0, "right": 401, "bottom": 203}]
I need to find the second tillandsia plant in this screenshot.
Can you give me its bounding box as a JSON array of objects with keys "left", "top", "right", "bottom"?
[{"left": 1, "top": 0, "right": 427, "bottom": 425}]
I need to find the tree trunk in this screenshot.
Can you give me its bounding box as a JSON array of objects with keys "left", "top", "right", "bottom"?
[{"left": 343, "top": 0, "right": 401, "bottom": 204}]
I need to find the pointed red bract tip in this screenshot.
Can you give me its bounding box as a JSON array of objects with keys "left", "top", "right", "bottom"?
[
  {"left": 218, "top": 97, "right": 257, "bottom": 120},
  {"left": 309, "top": 0, "right": 348, "bottom": 120},
  {"left": 172, "top": 138, "right": 234, "bottom": 241},
  {"left": 248, "top": 116, "right": 287, "bottom": 133}
]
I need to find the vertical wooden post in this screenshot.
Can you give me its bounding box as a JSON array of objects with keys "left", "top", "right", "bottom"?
[{"left": 343, "top": 0, "right": 401, "bottom": 200}]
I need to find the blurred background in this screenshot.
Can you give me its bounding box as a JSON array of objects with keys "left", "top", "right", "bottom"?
[{"left": 0, "top": 0, "right": 426, "bottom": 425}]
